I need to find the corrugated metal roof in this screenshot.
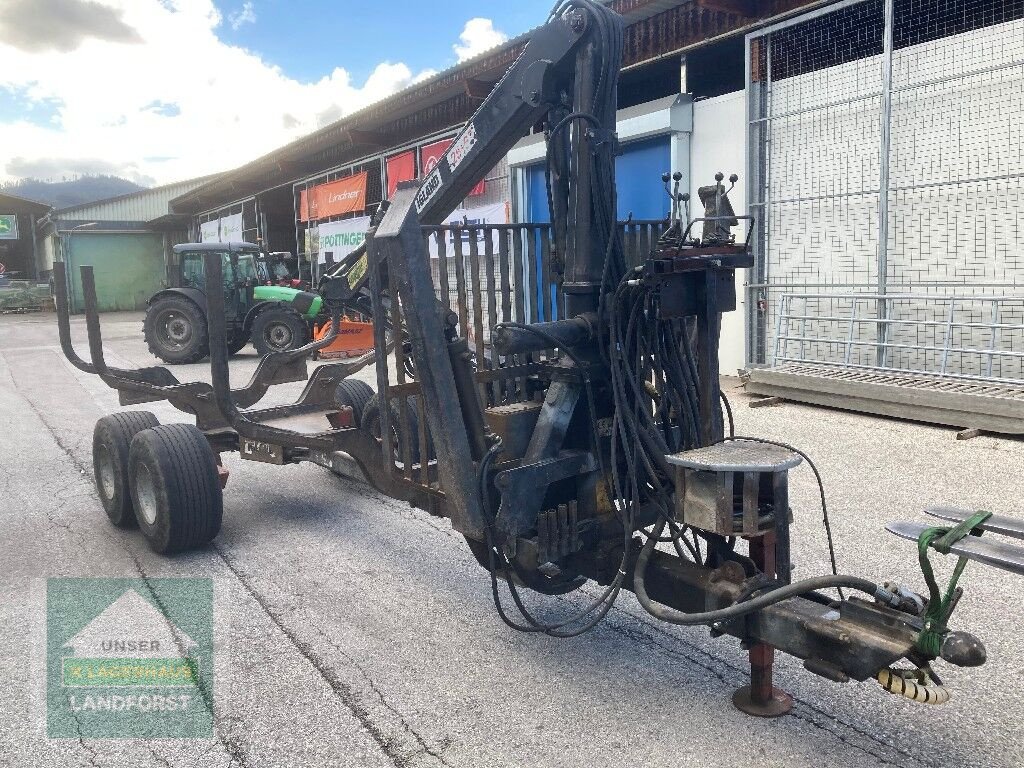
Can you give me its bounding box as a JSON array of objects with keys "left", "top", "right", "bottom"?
[
  {"left": 55, "top": 175, "right": 218, "bottom": 223},
  {"left": 0, "top": 192, "right": 51, "bottom": 214}
]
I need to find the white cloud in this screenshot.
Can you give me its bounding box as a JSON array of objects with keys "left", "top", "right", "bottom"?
[
  {"left": 0, "top": 0, "right": 437, "bottom": 186},
  {"left": 228, "top": 1, "right": 256, "bottom": 31},
  {"left": 453, "top": 18, "right": 508, "bottom": 63}
]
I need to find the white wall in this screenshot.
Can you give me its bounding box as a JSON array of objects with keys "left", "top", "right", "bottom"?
[{"left": 691, "top": 90, "right": 748, "bottom": 375}]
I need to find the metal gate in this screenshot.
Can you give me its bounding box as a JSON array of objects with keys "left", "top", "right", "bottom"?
[{"left": 746, "top": 0, "right": 1024, "bottom": 381}]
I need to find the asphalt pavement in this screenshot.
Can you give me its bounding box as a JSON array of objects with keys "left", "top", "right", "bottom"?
[{"left": 2, "top": 310, "right": 1023, "bottom": 768}]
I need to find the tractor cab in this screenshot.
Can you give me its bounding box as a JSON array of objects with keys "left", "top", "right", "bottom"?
[
  {"left": 143, "top": 242, "right": 267, "bottom": 364},
  {"left": 176, "top": 243, "right": 267, "bottom": 313}
]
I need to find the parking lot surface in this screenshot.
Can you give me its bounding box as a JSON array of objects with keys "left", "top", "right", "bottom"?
[{"left": 2, "top": 310, "right": 1023, "bottom": 768}]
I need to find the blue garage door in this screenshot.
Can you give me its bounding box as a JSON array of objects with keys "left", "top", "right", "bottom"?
[
  {"left": 523, "top": 135, "right": 671, "bottom": 318},
  {"left": 525, "top": 135, "right": 672, "bottom": 223}
]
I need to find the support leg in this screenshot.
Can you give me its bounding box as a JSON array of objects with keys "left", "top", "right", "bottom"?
[{"left": 732, "top": 531, "right": 794, "bottom": 717}]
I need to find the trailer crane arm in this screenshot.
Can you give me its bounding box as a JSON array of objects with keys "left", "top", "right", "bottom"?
[{"left": 319, "top": 0, "right": 624, "bottom": 313}]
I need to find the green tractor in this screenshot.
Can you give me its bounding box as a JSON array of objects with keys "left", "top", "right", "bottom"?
[{"left": 144, "top": 242, "right": 325, "bottom": 364}]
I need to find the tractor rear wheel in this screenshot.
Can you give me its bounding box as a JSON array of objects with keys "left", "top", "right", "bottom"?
[
  {"left": 144, "top": 296, "right": 209, "bottom": 364},
  {"left": 128, "top": 424, "right": 223, "bottom": 554},
  {"left": 93, "top": 411, "right": 160, "bottom": 528},
  {"left": 252, "top": 308, "right": 309, "bottom": 356}
]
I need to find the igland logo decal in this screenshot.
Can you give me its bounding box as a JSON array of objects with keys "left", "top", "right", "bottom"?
[{"left": 47, "top": 578, "right": 214, "bottom": 738}]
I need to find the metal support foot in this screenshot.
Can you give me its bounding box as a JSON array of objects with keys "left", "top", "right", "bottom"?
[
  {"left": 732, "top": 646, "right": 794, "bottom": 718},
  {"left": 733, "top": 532, "right": 793, "bottom": 718}
]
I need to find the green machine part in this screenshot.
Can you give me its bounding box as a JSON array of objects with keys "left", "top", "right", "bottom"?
[{"left": 252, "top": 285, "right": 323, "bottom": 320}]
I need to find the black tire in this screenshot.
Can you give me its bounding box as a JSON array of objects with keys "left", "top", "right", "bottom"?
[
  {"left": 144, "top": 296, "right": 209, "bottom": 364},
  {"left": 360, "top": 393, "right": 425, "bottom": 464},
  {"left": 127, "top": 424, "right": 223, "bottom": 554},
  {"left": 251, "top": 308, "right": 309, "bottom": 356},
  {"left": 333, "top": 380, "right": 374, "bottom": 426},
  {"left": 227, "top": 331, "right": 249, "bottom": 356},
  {"left": 93, "top": 411, "right": 160, "bottom": 528}
]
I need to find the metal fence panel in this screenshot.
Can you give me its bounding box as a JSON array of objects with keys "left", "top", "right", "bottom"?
[{"left": 747, "top": 0, "right": 1024, "bottom": 379}]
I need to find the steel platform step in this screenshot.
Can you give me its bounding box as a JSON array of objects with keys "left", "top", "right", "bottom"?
[
  {"left": 746, "top": 362, "right": 1024, "bottom": 435},
  {"left": 925, "top": 506, "right": 1024, "bottom": 541},
  {"left": 886, "top": 521, "right": 1024, "bottom": 576}
]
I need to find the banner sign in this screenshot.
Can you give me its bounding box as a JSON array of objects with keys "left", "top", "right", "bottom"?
[
  {"left": 317, "top": 216, "right": 371, "bottom": 265},
  {"left": 386, "top": 151, "right": 417, "bottom": 199},
  {"left": 303, "top": 225, "right": 319, "bottom": 258},
  {"left": 420, "top": 139, "right": 485, "bottom": 197},
  {"left": 199, "top": 213, "right": 244, "bottom": 243},
  {"left": 199, "top": 221, "right": 218, "bottom": 243},
  {"left": 221, "top": 213, "right": 243, "bottom": 242},
  {"left": 428, "top": 202, "right": 509, "bottom": 260},
  {"left": 0, "top": 214, "right": 18, "bottom": 240},
  {"left": 300, "top": 172, "right": 368, "bottom": 222}
]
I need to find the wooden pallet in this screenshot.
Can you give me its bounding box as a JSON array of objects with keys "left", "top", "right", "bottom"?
[{"left": 746, "top": 362, "right": 1024, "bottom": 435}]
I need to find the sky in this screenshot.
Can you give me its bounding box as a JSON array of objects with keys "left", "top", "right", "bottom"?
[{"left": 0, "top": 0, "right": 555, "bottom": 187}]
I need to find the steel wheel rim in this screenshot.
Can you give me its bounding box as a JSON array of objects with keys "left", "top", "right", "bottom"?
[
  {"left": 158, "top": 310, "right": 192, "bottom": 350},
  {"left": 266, "top": 323, "right": 294, "bottom": 350},
  {"left": 135, "top": 462, "right": 159, "bottom": 526},
  {"left": 96, "top": 444, "right": 116, "bottom": 500}
]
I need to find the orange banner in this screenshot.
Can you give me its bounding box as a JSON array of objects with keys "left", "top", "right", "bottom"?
[{"left": 299, "top": 172, "right": 368, "bottom": 221}]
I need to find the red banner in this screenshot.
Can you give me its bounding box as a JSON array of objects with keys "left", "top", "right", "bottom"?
[
  {"left": 420, "top": 138, "right": 485, "bottom": 197},
  {"left": 299, "top": 172, "right": 368, "bottom": 222},
  {"left": 386, "top": 151, "right": 417, "bottom": 199}
]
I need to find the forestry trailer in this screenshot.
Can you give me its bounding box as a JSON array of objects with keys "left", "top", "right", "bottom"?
[{"left": 56, "top": 0, "right": 1019, "bottom": 717}]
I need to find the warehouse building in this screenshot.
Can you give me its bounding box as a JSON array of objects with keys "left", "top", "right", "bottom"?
[
  {"left": 0, "top": 192, "right": 49, "bottom": 282},
  {"left": 169, "top": 0, "right": 812, "bottom": 373},
  {"left": 38, "top": 176, "right": 216, "bottom": 312},
  {"left": 168, "top": 0, "right": 1024, "bottom": 406}
]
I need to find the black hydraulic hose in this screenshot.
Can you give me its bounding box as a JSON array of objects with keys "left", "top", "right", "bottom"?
[
  {"left": 720, "top": 390, "right": 735, "bottom": 437},
  {"left": 632, "top": 519, "right": 883, "bottom": 626}
]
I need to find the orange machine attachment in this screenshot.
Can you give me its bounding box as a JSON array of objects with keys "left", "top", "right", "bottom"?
[{"left": 312, "top": 316, "right": 375, "bottom": 360}]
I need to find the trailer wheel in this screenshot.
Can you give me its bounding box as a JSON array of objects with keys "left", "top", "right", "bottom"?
[
  {"left": 128, "top": 424, "right": 224, "bottom": 554},
  {"left": 361, "top": 393, "right": 425, "bottom": 464},
  {"left": 252, "top": 308, "right": 309, "bottom": 356},
  {"left": 93, "top": 411, "right": 160, "bottom": 528},
  {"left": 330, "top": 379, "right": 374, "bottom": 428},
  {"left": 227, "top": 330, "right": 249, "bottom": 356},
  {"left": 144, "top": 296, "right": 209, "bottom": 364}
]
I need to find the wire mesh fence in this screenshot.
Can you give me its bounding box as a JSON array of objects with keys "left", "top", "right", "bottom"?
[
  {"left": 747, "top": 0, "right": 1024, "bottom": 380},
  {"left": 772, "top": 293, "right": 1024, "bottom": 381}
]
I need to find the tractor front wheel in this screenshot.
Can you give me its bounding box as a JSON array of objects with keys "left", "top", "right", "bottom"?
[
  {"left": 251, "top": 308, "right": 309, "bottom": 356},
  {"left": 144, "top": 296, "right": 209, "bottom": 364}
]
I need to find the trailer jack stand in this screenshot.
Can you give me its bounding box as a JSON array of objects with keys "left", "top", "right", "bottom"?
[{"left": 733, "top": 532, "right": 794, "bottom": 718}]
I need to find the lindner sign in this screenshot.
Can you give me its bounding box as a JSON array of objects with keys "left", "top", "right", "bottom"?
[{"left": 299, "top": 172, "right": 368, "bottom": 221}]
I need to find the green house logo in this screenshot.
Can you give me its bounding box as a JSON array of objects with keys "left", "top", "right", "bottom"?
[{"left": 47, "top": 578, "right": 214, "bottom": 738}]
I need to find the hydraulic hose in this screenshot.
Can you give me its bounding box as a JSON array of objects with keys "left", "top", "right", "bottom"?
[{"left": 633, "top": 519, "right": 888, "bottom": 626}]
